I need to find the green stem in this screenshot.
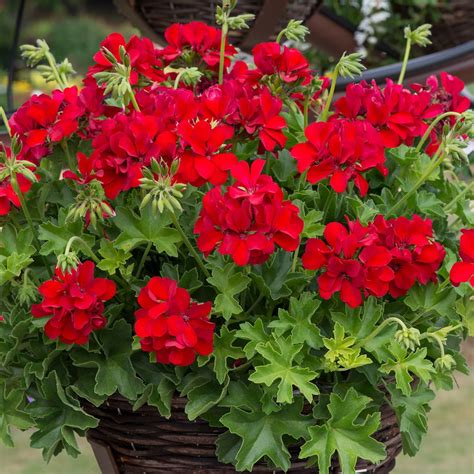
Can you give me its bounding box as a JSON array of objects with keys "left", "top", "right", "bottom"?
[
  {"left": 129, "top": 92, "right": 141, "bottom": 112},
  {"left": 276, "top": 29, "right": 286, "bottom": 44},
  {"left": 320, "top": 67, "right": 338, "bottom": 122},
  {"left": 422, "top": 333, "right": 445, "bottom": 357},
  {"left": 170, "top": 212, "right": 210, "bottom": 279},
  {"left": 0, "top": 106, "right": 11, "bottom": 136},
  {"left": 387, "top": 147, "right": 445, "bottom": 216},
  {"left": 135, "top": 241, "right": 152, "bottom": 279},
  {"left": 415, "top": 112, "right": 462, "bottom": 153},
  {"left": 397, "top": 38, "right": 411, "bottom": 84},
  {"left": 246, "top": 293, "right": 264, "bottom": 315},
  {"left": 10, "top": 175, "right": 53, "bottom": 277},
  {"left": 61, "top": 141, "right": 76, "bottom": 171},
  {"left": 356, "top": 316, "right": 407, "bottom": 348},
  {"left": 64, "top": 236, "right": 100, "bottom": 263},
  {"left": 443, "top": 181, "right": 474, "bottom": 212},
  {"left": 218, "top": 21, "right": 228, "bottom": 85},
  {"left": 45, "top": 51, "right": 67, "bottom": 89},
  {"left": 303, "top": 94, "right": 311, "bottom": 128},
  {"left": 291, "top": 243, "right": 300, "bottom": 273}
]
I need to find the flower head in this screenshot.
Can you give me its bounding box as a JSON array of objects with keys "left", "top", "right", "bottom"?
[
  {"left": 31, "top": 261, "right": 116, "bottom": 344},
  {"left": 134, "top": 277, "right": 214, "bottom": 366},
  {"left": 450, "top": 229, "right": 474, "bottom": 287}
]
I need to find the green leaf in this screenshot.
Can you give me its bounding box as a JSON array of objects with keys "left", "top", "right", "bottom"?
[
  {"left": 0, "top": 224, "right": 35, "bottom": 257},
  {"left": 220, "top": 397, "right": 311, "bottom": 472},
  {"left": 456, "top": 296, "right": 474, "bottom": 336},
  {"left": 0, "top": 387, "right": 34, "bottom": 447},
  {"left": 28, "top": 372, "right": 98, "bottom": 461},
  {"left": 404, "top": 283, "right": 456, "bottom": 318},
  {"left": 0, "top": 252, "right": 33, "bottom": 285},
  {"left": 114, "top": 205, "right": 181, "bottom": 256},
  {"left": 301, "top": 209, "right": 325, "bottom": 238},
  {"left": 97, "top": 240, "right": 132, "bottom": 275},
  {"left": 249, "top": 336, "right": 319, "bottom": 403},
  {"left": 379, "top": 344, "right": 435, "bottom": 396},
  {"left": 235, "top": 318, "right": 269, "bottom": 359},
  {"left": 251, "top": 251, "right": 294, "bottom": 300},
  {"left": 323, "top": 322, "right": 372, "bottom": 371},
  {"left": 269, "top": 292, "right": 323, "bottom": 349},
  {"left": 415, "top": 190, "right": 444, "bottom": 218},
  {"left": 38, "top": 209, "right": 95, "bottom": 256},
  {"left": 299, "top": 388, "right": 386, "bottom": 474},
  {"left": 387, "top": 383, "right": 434, "bottom": 456},
  {"left": 205, "top": 326, "right": 245, "bottom": 384},
  {"left": 71, "top": 320, "right": 144, "bottom": 400},
  {"left": 179, "top": 369, "right": 228, "bottom": 421},
  {"left": 207, "top": 264, "right": 250, "bottom": 320}
]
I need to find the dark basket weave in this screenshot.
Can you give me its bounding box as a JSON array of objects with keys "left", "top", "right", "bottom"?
[
  {"left": 84, "top": 395, "right": 402, "bottom": 473},
  {"left": 114, "top": 0, "right": 323, "bottom": 51}
]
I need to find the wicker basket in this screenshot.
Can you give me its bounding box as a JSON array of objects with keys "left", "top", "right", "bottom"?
[
  {"left": 113, "top": 0, "right": 323, "bottom": 51},
  {"left": 84, "top": 394, "right": 402, "bottom": 473}
]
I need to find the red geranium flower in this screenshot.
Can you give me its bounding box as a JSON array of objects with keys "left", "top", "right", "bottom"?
[
  {"left": 89, "top": 33, "right": 165, "bottom": 83},
  {"left": 177, "top": 120, "right": 236, "bottom": 186},
  {"left": 194, "top": 160, "right": 303, "bottom": 265},
  {"left": 0, "top": 174, "right": 33, "bottom": 216},
  {"left": 291, "top": 119, "right": 386, "bottom": 196},
  {"left": 134, "top": 277, "right": 214, "bottom": 366},
  {"left": 31, "top": 261, "right": 116, "bottom": 344},
  {"left": 10, "top": 87, "right": 83, "bottom": 163},
  {"left": 252, "top": 42, "right": 312, "bottom": 84},
  {"left": 450, "top": 229, "right": 474, "bottom": 287},
  {"left": 159, "top": 22, "right": 237, "bottom": 70}
]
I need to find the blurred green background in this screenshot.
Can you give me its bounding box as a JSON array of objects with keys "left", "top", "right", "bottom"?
[{"left": 0, "top": 0, "right": 473, "bottom": 472}]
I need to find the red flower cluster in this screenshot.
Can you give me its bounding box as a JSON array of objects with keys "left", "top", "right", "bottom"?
[
  {"left": 31, "top": 261, "right": 116, "bottom": 344},
  {"left": 89, "top": 33, "right": 165, "bottom": 83},
  {"left": 450, "top": 229, "right": 474, "bottom": 287},
  {"left": 334, "top": 79, "right": 441, "bottom": 148},
  {"left": 10, "top": 87, "right": 83, "bottom": 163},
  {"left": 134, "top": 277, "right": 214, "bottom": 366},
  {"left": 302, "top": 215, "right": 445, "bottom": 307},
  {"left": 194, "top": 159, "right": 303, "bottom": 265},
  {"left": 159, "top": 21, "right": 237, "bottom": 70},
  {"left": 291, "top": 119, "right": 386, "bottom": 196},
  {"left": 252, "top": 42, "right": 312, "bottom": 84}
]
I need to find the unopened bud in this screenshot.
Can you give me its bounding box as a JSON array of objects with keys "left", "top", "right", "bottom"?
[{"left": 395, "top": 327, "right": 421, "bottom": 351}]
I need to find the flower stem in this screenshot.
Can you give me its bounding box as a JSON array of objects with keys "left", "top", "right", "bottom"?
[
  {"left": 422, "top": 333, "right": 445, "bottom": 357},
  {"left": 170, "top": 212, "right": 210, "bottom": 279},
  {"left": 0, "top": 106, "right": 11, "bottom": 136},
  {"left": 135, "top": 241, "right": 152, "bottom": 279},
  {"left": 387, "top": 146, "right": 445, "bottom": 216},
  {"left": 218, "top": 21, "right": 229, "bottom": 85},
  {"left": 61, "top": 141, "right": 76, "bottom": 172},
  {"left": 443, "top": 181, "right": 474, "bottom": 212},
  {"left": 10, "top": 175, "right": 53, "bottom": 277},
  {"left": 303, "top": 94, "right": 311, "bottom": 128},
  {"left": 397, "top": 37, "right": 411, "bottom": 84},
  {"left": 321, "top": 69, "right": 338, "bottom": 122},
  {"left": 415, "top": 111, "right": 462, "bottom": 153},
  {"left": 291, "top": 243, "right": 300, "bottom": 273},
  {"left": 64, "top": 235, "right": 100, "bottom": 263},
  {"left": 45, "top": 51, "right": 67, "bottom": 90},
  {"left": 356, "top": 316, "right": 407, "bottom": 348},
  {"left": 129, "top": 92, "right": 141, "bottom": 112}
]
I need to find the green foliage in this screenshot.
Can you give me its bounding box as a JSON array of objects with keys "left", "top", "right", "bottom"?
[{"left": 299, "top": 388, "right": 386, "bottom": 474}]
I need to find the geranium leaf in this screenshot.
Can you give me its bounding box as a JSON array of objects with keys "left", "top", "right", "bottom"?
[
  {"left": 235, "top": 318, "right": 270, "bottom": 358},
  {"left": 0, "top": 387, "right": 34, "bottom": 447},
  {"left": 269, "top": 292, "right": 323, "bottom": 349},
  {"left": 220, "top": 397, "right": 311, "bottom": 471},
  {"left": 387, "top": 383, "right": 434, "bottom": 456},
  {"left": 207, "top": 264, "right": 250, "bottom": 320},
  {"left": 71, "top": 320, "right": 144, "bottom": 400},
  {"left": 114, "top": 206, "right": 181, "bottom": 256},
  {"left": 404, "top": 283, "right": 456, "bottom": 318},
  {"left": 97, "top": 240, "right": 132, "bottom": 275},
  {"left": 380, "top": 344, "right": 435, "bottom": 396},
  {"left": 299, "top": 388, "right": 386, "bottom": 474},
  {"left": 249, "top": 336, "right": 319, "bottom": 403}
]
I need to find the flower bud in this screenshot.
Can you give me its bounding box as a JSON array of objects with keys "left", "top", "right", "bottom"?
[
  {"left": 434, "top": 354, "right": 456, "bottom": 372},
  {"left": 57, "top": 252, "right": 80, "bottom": 274},
  {"left": 394, "top": 327, "right": 421, "bottom": 351}
]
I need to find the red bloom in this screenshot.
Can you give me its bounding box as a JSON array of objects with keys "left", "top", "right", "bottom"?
[
  {"left": 450, "top": 229, "right": 474, "bottom": 287},
  {"left": 291, "top": 119, "right": 386, "bottom": 196},
  {"left": 134, "top": 277, "right": 214, "bottom": 366},
  {"left": 0, "top": 174, "right": 33, "bottom": 216},
  {"left": 302, "top": 215, "right": 445, "bottom": 306},
  {"left": 31, "top": 261, "right": 116, "bottom": 344},
  {"left": 252, "top": 42, "right": 312, "bottom": 84},
  {"left": 90, "top": 112, "right": 166, "bottom": 199},
  {"left": 177, "top": 120, "right": 236, "bottom": 186},
  {"left": 195, "top": 160, "right": 303, "bottom": 265},
  {"left": 10, "top": 87, "right": 83, "bottom": 163},
  {"left": 160, "top": 22, "right": 237, "bottom": 70},
  {"left": 334, "top": 80, "right": 441, "bottom": 148},
  {"left": 89, "top": 33, "right": 165, "bottom": 83}
]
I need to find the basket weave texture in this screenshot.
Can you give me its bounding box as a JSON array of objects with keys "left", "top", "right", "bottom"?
[{"left": 84, "top": 395, "right": 402, "bottom": 473}]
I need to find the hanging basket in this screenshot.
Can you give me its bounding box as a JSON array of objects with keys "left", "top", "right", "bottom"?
[
  {"left": 113, "top": 0, "right": 323, "bottom": 51},
  {"left": 84, "top": 394, "right": 403, "bottom": 473}
]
